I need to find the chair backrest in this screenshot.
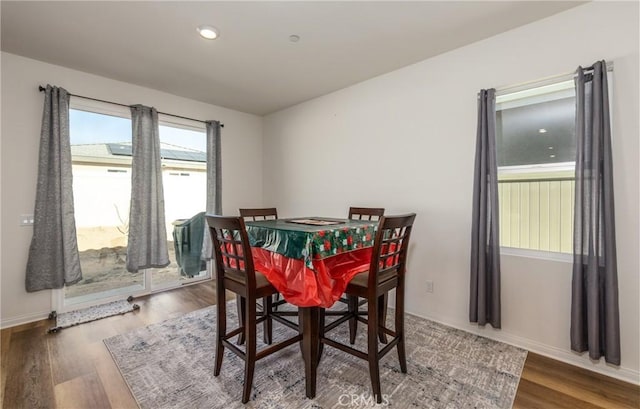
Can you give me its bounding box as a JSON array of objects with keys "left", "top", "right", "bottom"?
[
  {"left": 368, "top": 214, "right": 416, "bottom": 286},
  {"left": 206, "top": 215, "right": 257, "bottom": 289},
  {"left": 239, "top": 208, "right": 278, "bottom": 221},
  {"left": 348, "top": 207, "right": 385, "bottom": 221}
]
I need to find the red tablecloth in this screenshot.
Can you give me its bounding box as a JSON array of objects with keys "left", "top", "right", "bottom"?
[{"left": 252, "top": 247, "right": 372, "bottom": 308}]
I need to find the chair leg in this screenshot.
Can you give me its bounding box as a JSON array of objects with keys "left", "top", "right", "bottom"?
[
  {"left": 347, "top": 295, "right": 358, "bottom": 344},
  {"left": 273, "top": 293, "right": 281, "bottom": 311},
  {"left": 367, "top": 297, "right": 382, "bottom": 403},
  {"left": 237, "top": 295, "right": 246, "bottom": 345},
  {"left": 214, "top": 286, "right": 227, "bottom": 376},
  {"left": 242, "top": 297, "right": 257, "bottom": 404},
  {"left": 263, "top": 296, "right": 273, "bottom": 345},
  {"left": 378, "top": 293, "right": 388, "bottom": 344},
  {"left": 396, "top": 281, "right": 407, "bottom": 373}
]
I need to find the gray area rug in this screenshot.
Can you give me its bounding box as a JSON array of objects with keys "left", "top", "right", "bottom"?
[
  {"left": 104, "top": 302, "right": 526, "bottom": 408},
  {"left": 51, "top": 299, "right": 139, "bottom": 332}
]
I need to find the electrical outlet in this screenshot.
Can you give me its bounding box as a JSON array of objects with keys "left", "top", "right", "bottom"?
[
  {"left": 426, "top": 280, "right": 434, "bottom": 293},
  {"left": 20, "top": 214, "right": 34, "bottom": 226}
]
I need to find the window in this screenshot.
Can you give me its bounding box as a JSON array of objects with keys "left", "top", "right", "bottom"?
[
  {"left": 496, "top": 80, "right": 576, "bottom": 255},
  {"left": 151, "top": 122, "right": 208, "bottom": 289},
  {"left": 496, "top": 71, "right": 613, "bottom": 257},
  {"left": 68, "top": 108, "right": 140, "bottom": 303}
]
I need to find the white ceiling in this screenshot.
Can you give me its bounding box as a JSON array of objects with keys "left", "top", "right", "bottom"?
[{"left": 1, "top": 1, "right": 582, "bottom": 115}]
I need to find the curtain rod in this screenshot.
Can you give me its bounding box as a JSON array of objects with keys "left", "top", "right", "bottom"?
[
  {"left": 495, "top": 61, "right": 614, "bottom": 96},
  {"left": 38, "top": 86, "right": 223, "bottom": 127}
]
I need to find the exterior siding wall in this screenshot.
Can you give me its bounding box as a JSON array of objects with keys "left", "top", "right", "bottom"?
[{"left": 499, "top": 177, "right": 575, "bottom": 253}]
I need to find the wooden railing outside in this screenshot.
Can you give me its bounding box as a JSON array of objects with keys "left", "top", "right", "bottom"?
[{"left": 498, "top": 176, "right": 575, "bottom": 254}]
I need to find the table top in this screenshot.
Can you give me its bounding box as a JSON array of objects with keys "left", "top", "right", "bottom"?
[{"left": 246, "top": 217, "right": 378, "bottom": 269}]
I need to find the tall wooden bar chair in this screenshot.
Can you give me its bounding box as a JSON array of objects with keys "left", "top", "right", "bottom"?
[
  {"left": 331, "top": 207, "right": 386, "bottom": 344},
  {"left": 321, "top": 213, "right": 416, "bottom": 403},
  {"left": 237, "top": 208, "right": 289, "bottom": 344},
  {"left": 206, "top": 215, "right": 302, "bottom": 403},
  {"left": 348, "top": 207, "right": 385, "bottom": 221},
  {"left": 239, "top": 207, "right": 278, "bottom": 221}
]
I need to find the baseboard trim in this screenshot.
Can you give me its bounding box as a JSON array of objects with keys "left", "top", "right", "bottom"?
[
  {"left": 410, "top": 310, "right": 640, "bottom": 386},
  {"left": 1, "top": 310, "right": 51, "bottom": 330}
]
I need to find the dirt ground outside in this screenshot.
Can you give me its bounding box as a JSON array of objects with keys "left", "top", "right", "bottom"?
[{"left": 65, "top": 242, "right": 206, "bottom": 299}]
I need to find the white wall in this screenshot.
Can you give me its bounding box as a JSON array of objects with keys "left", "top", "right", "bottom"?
[
  {"left": 0, "top": 52, "right": 264, "bottom": 327},
  {"left": 263, "top": 2, "right": 639, "bottom": 383}
]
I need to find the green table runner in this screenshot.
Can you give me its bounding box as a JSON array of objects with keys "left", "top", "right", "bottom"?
[{"left": 246, "top": 218, "right": 378, "bottom": 269}]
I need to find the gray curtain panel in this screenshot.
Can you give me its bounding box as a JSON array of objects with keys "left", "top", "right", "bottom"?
[
  {"left": 571, "top": 61, "right": 620, "bottom": 365},
  {"left": 26, "top": 85, "right": 83, "bottom": 292},
  {"left": 469, "top": 88, "right": 501, "bottom": 328},
  {"left": 201, "top": 120, "right": 222, "bottom": 260},
  {"left": 126, "top": 105, "right": 170, "bottom": 272}
]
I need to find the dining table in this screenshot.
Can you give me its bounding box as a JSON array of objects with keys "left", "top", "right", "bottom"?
[{"left": 245, "top": 217, "right": 379, "bottom": 399}]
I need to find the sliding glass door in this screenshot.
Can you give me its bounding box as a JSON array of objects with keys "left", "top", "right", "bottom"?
[{"left": 60, "top": 100, "right": 210, "bottom": 311}]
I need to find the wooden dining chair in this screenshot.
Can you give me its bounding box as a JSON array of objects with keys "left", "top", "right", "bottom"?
[
  {"left": 335, "top": 207, "right": 386, "bottom": 344},
  {"left": 206, "top": 215, "right": 302, "bottom": 403},
  {"left": 321, "top": 213, "right": 416, "bottom": 403},
  {"left": 239, "top": 207, "right": 279, "bottom": 221},
  {"left": 348, "top": 207, "right": 385, "bottom": 221},
  {"left": 237, "top": 208, "right": 288, "bottom": 344}
]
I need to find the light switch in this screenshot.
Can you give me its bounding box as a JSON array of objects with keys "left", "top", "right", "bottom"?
[{"left": 20, "top": 214, "right": 34, "bottom": 226}]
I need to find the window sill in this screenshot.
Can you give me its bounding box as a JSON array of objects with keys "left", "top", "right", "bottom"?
[{"left": 500, "top": 247, "right": 572, "bottom": 263}]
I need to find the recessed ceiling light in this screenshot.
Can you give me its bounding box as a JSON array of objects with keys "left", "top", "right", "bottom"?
[
  {"left": 538, "top": 128, "right": 547, "bottom": 133},
  {"left": 548, "top": 146, "right": 554, "bottom": 150},
  {"left": 197, "top": 25, "right": 219, "bottom": 40},
  {"left": 550, "top": 154, "right": 556, "bottom": 158},
  {"left": 289, "top": 34, "right": 300, "bottom": 43}
]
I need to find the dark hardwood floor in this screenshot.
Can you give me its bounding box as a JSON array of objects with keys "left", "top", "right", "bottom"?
[{"left": 1, "top": 282, "right": 638, "bottom": 408}]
